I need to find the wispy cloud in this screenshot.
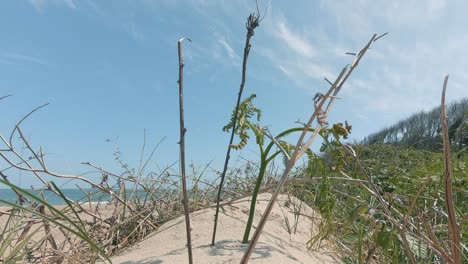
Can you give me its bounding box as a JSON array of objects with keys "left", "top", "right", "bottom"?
[
  {"left": 30, "top": 0, "right": 77, "bottom": 10},
  {"left": 340, "top": 34, "right": 468, "bottom": 118},
  {"left": 259, "top": 15, "right": 334, "bottom": 92},
  {"left": 217, "top": 37, "right": 241, "bottom": 66},
  {"left": 0, "top": 52, "right": 47, "bottom": 66},
  {"left": 84, "top": 0, "right": 106, "bottom": 17},
  {"left": 428, "top": 0, "right": 447, "bottom": 15},
  {"left": 260, "top": 45, "right": 332, "bottom": 91},
  {"left": 251, "top": 0, "right": 467, "bottom": 138},
  {"left": 30, "top": 0, "right": 46, "bottom": 10},
  {"left": 319, "top": 0, "right": 448, "bottom": 37},
  {"left": 64, "top": 0, "right": 76, "bottom": 9},
  {"left": 275, "top": 21, "right": 315, "bottom": 58}
]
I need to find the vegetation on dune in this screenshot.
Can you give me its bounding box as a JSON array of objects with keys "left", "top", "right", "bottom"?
[
  {"left": 1, "top": 6, "right": 466, "bottom": 264},
  {"left": 0, "top": 130, "right": 264, "bottom": 263},
  {"left": 363, "top": 98, "right": 468, "bottom": 152},
  {"left": 298, "top": 143, "right": 467, "bottom": 263}
]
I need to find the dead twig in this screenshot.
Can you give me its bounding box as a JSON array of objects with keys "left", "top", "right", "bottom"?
[
  {"left": 0, "top": 94, "right": 12, "bottom": 101},
  {"left": 240, "top": 33, "right": 382, "bottom": 263},
  {"left": 212, "top": 11, "right": 261, "bottom": 245},
  {"left": 177, "top": 36, "right": 193, "bottom": 264},
  {"left": 440, "top": 75, "right": 461, "bottom": 264}
]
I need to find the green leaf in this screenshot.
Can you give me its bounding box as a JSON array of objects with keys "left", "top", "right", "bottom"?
[
  {"left": 376, "top": 229, "right": 393, "bottom": 248},
  {"left": 342, "top": 256, "right": 360, "bottom": 264},
  {"left": 0, "top": 179, "right": 111, "bottom": 263},
  {"left": 223, "top": 93, "right": 262, "bottom": 150}
]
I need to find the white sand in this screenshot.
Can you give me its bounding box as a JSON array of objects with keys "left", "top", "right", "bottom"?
[{"left": 109, "top": 193, "right": 342, "bottom": 264}]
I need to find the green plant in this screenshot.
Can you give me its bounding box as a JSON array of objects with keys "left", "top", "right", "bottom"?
[
  {"left": 0, "top": 179, "right": 110, "bottom": 263},
  {"left": 0, "top": 207, "right": 44, "bottom": 263},
  {"left": 302, "top": 79, "right": 467, "bottom": 263},
  {"left": 222, "top": 94, "right": 320, "bottom": 242},
  {"left": 212, "top": 10, "right": 262, "bottom": 245},
  {"left": 240, "top": 33, "right": 385, "bottom": 263}
]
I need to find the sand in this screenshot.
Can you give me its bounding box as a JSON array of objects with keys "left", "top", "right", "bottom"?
[
  {"left": 109, "top": 193, "right": 342, "bottom": 264},
  {"left": 0, "top": 194, "right": 343, "bottom": 263}
]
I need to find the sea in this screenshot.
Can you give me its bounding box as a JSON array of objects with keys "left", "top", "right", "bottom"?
[{"left": 0, "top": 188, "right": 115, "bottom": 206}]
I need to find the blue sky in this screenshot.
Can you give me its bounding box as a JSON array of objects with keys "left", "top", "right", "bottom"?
[{"left": 1, "top": 0, "right": 467, "bottom": 187}]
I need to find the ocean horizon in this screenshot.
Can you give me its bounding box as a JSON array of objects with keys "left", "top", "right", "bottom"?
[{"left": 0, "top": 188, "right": 117, "bottom": 206}]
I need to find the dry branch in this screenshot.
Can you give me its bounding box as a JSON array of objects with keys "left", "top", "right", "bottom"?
[
  {"left": 212, "top": 12, "right": 261, "bottom": 245},
  {"left": 177, "top": 36, "right": 194, "bottom": 264},
  {"left": 240, "top": 33, "right": 384, "bottom": 263},
  {"left": 440, "top": 75, "right": 461, "bottom": 264}
]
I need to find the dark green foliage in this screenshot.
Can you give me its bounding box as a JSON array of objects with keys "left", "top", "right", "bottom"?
[
  {"left": 363, "top": 98, "right": 468, "bottom": 151},
  {"left": 303, "top": 143, "right": 467, "bottom": 263},
  {"left": 455, "top": 112, "right": 468, "bottom": 148}
]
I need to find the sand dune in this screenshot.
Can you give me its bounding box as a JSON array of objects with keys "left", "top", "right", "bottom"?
[{"left": 109, "top": 193, "right": 342, "bottom": 264}]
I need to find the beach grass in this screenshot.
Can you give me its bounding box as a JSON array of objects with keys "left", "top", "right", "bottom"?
[
  {"left": 1, "top": 9, "right": 466, "bottom": 263},
  {"left": 0, "top": 154, "right": 279, "bottom": 263}
]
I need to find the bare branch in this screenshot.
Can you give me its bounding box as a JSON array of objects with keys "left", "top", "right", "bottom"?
[
  {"left": 0, "top": 94, "right": 12, "bottom": 101},
  {"left": 240, "top": 33, "right": 382, "bottom": 263},
  {"left": 263, "top": 127, "right": 290, "bottom": 160},
  {"left": 10, "top": 103, "right": 49, "bottom": 144},
  {"left": 177, "top": 36, "right": 193, "bottom": 264},
  {"left": 440, "top": 75, "right": 461, "bottom": 264}
]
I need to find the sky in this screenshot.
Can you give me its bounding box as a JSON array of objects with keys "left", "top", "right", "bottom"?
[{"left": 1, "top": 0, "right": 467, "bottom": 188}]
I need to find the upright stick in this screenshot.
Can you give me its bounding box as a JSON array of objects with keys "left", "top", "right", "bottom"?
[
  {"left": 240, "top": 33, "right": 382, "bottom": 263},
  {"left": 177, "top": 37, "right": 193, "bottom": 264},
  {"left": 440, "top": 75, "right": 461, "bottom": 264},
  {"left": 211, "top": 13, "right": 260, "bottom": 246}
]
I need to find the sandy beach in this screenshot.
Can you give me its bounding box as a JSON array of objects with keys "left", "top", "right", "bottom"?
[
  {"left": 109, "top": 193, "right": 342, "bottom": 263},
  {"left": 1, "top": 193, "right": 342, "bottom": 263}
]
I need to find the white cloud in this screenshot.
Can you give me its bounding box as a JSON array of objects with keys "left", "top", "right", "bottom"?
[
  {"left": 259, "top": 15, "right": 337, "bottom": 92},
  {"left": 265, "top": 52, "right": 333, "bottom": 91},
  {"left": 217, "top": 38, "right": 240, "bottom": 66},
  {"left": 316, "top": 0, "right": 450, "bottom": 42},
  {"left": 302, "top": 62, "right": 334, "bottom": 81},
  {"left": 300, "top": 0, "right": 467, "bottom": 128},
  {"left": 257, "top": 0, "right": 465, "bottom": 138},
  {"left": 428, "top": 0, "right": 447, "bottom": 15},
  {"left": 0, "top": 52, "right": 47, "bottom": 66},
  {"left": 277, "top": 65, "right": 293, "bottom": 79},
  {"left": 85, "top": 0, "right": 106, "bottom": 17},
  {"left": 64, "top": 0, "right": 76, "bottom": 9},
  {"left": 30, "top": 0, "right": 77, "bottom": 10},
  {"left": 30, "top": 0, "right": 46, "bottom": 9},
  {"left": 276, "top": 21, "right": 315, "bottom": 58}
]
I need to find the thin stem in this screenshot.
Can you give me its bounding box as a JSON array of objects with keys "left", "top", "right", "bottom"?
[
  {"left": 240, "top": 34, "right": 380, "bottom": 263},
  {"left": 242, "top": 155, "right": 267, "bottom": 243},
  {"left": 211, "top": 12, "right": 260, "bottom": 245},
  {"left": 242, "top": 127, "right": 314, "bottom": 243},
  {"left": 440, "top": 75, "right": 461, "bottom": 264},
  {"left": 10, "top": 103, "right": 49, "bottom": 145},
  {"left": 177, "top": 37, "right": 193, "bottom": 264},
  {"left": 0, "top": 94, "right": 12, "bottom": 101}
]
